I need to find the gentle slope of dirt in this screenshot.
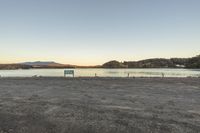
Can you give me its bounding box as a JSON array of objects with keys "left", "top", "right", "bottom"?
[{"left": 0, "top": 77, "right": 200, "bottom": 133}]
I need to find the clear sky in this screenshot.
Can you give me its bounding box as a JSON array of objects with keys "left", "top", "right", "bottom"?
[{"left": 0, "top": 0, "right": 200, "bottom": 65}]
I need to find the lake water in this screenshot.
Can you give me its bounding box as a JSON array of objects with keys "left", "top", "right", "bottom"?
[{"left": 0, "top": 68, "right": 200, "bottom": 77}]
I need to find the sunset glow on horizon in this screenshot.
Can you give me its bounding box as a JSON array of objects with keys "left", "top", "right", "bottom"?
[{"left": 0, "top": 0, "right": 200, "bottom": 65}]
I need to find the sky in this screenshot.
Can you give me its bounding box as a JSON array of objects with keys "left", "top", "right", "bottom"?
[{"left": 0, "top": 0, "right": 200, "bottom": 65}]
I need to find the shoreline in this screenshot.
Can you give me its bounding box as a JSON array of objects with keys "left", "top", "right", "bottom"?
[
  {"left": 1, "top": 68, "right": 199, "bottom": 78},
  {"left": 1, "top": 67, "right": 200, "bottom": 70},
  {"left": 0, "top": 76, "right": 199, "bottom": 79}
]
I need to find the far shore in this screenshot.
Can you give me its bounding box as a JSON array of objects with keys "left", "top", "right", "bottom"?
[
  {"left": 0, "top": 76, "right": 200, "bottom": 79},
  {"left": 1, "top": 67, "right": 200, "bottom": 70}
]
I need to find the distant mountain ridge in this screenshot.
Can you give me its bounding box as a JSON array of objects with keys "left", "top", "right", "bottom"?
[
  {"left": 20, "top": 61, "right": 100, "bottom": 68},
  {"left": 0, "top": 54, "right": 199, "bottom": 70},
  {"left": 20, "top": 61, "right": 76, "bottom": 68},
  {"left": 21, "top": 61, "right": 62, "bottom": 66}
]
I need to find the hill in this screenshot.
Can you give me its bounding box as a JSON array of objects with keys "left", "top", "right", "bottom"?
[
  {"left": 103, "top": 54, "right": 200, "bottom": 68},
  {"left": 102, "top": 60, "right": 128, "bottom": 68},
  {"left": 20, "top": 61, "right": 75, "bottom": 68},
  {"left": 185, "top": 55, "right": 200, "bottom": 68},
  {"left": 21, "top": 61, "right": 62, "bottom": 66},
  {"left": 124, "top": 58, "right": 175, "bottom": 68},
  {"left": 0, "top": 54, "right": 199, "bottom": 70}
]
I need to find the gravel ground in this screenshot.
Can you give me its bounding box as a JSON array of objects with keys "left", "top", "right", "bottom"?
[{"left": 0, "top": 77, "right": 200, "bottom": 133}]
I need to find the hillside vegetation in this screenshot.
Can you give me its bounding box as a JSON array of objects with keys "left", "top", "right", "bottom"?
[
  {"left": 0, "top": 64, "right": 32, "bottom": 70},
  {"left": 102, "top": 54, "right": 200, "bottom": 68},
  {"left": 102, "top": 60, "right": 128, "bottom": 68},
  {"left": 185, "top": 55, "right": 200, "bottom": 68},
  {"left": 0, "top": 54, "right": 199, "bottom": 69}
]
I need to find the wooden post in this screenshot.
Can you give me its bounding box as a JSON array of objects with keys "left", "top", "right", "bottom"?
[{"left": 162, "top": 73, "right": 164, "bottom": 78}]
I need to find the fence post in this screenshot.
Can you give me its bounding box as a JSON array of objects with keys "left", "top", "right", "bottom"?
[{"left": 162, "top": 73, "right": 165, "bottom": 78}]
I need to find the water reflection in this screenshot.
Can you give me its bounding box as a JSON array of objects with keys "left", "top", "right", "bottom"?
[{"left": 0, "top": 68, "right": 200, "bottom": 77}]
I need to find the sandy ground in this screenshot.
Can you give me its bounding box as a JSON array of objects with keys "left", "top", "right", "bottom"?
[{"left": 0, "top": 77, "right": 200, "bottom": 133}]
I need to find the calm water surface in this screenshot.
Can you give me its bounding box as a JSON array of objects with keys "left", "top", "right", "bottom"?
[{"left": 0, "top": 68, "right": 200, "bottom": 77}]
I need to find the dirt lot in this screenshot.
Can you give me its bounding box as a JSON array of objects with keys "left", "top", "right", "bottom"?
[{"left": 0, "top": 77, "right": 200, "bottom": 133}]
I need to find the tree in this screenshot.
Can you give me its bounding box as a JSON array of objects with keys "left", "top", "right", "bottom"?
[{"left": 186, "top": 55, "right": 200, "bottom": 68}]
